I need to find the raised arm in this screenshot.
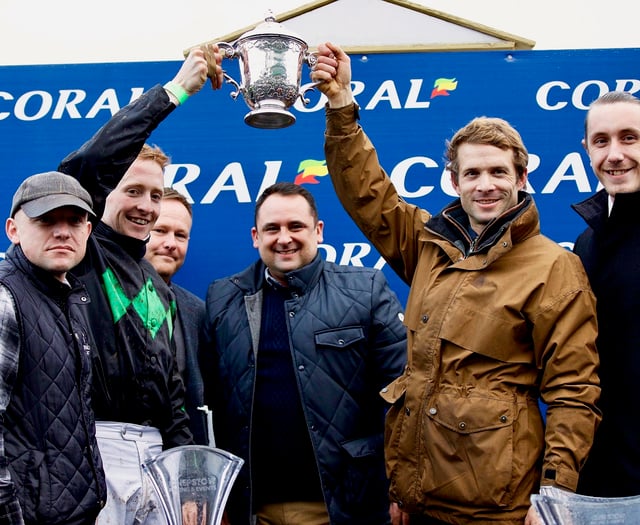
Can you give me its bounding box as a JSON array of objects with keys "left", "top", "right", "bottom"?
[{"left": 58, "top": 45, "right": 222, "bottom": 218}]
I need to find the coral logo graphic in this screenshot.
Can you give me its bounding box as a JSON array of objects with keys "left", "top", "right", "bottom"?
[
  {"left": 431, "top": 78, "right": 458, "bottom": 98},
  {"left": 294, "top": 159, "right": 329, "bottom": 185}
]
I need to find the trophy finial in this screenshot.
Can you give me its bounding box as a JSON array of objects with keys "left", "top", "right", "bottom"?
[{"left": 265, "top": 9, "right": 276, "bottom": 22}]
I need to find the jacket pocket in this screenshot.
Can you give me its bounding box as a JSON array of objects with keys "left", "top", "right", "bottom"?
[
  {"left": 10, "top": 449, "right": 47, "bottom": 523},
  {"left": 422, "top": 389, "right": 516, "bottom": 507},
  {"left": 314, "top": 327, "right": 366, "bottom": 387},
  {"left": 314, "top": 326, "right": 365, "bottom": 349},
  {"left": 338, "top": 434, "right": 389, "bottom": 514}
]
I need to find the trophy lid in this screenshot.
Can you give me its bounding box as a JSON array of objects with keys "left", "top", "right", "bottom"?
[{"left": 237, "top": 11, "right": 306, "bottom": 44}]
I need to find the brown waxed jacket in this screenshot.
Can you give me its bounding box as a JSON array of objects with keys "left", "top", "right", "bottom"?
[{"left": 323, "top": 104, "right": 601, "bottom": 524}]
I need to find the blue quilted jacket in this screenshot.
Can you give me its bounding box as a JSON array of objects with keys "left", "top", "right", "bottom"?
[{"left": 201, "top": 254, "right": 407, "bottom": 525}]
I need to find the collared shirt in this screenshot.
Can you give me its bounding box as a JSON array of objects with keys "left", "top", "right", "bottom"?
[
  {"left": 264, "top": 268, "right": 286, "bottom": 290},
  {"left": 0, "top": 285, "right": 20, "bottom": 513}
]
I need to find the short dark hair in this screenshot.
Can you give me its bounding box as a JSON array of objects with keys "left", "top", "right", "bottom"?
[
  {"left": 584, "top": 91, "right": 640, "bottom": 138},
  {"left": 254, "top": 182, "right": 319, "bottom": 226}
]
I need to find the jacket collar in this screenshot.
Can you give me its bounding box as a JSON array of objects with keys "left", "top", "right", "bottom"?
[
  {"left": 94, "top": 220, "right": 148, "bottom": 260},
  {"left": 428, "top": 191, "right": 538, "bottom": 255},
  {"left": 234, "top": 254, "right": 324, "bottom": 296},
  {"left": 572, "top": 189, "right": 640, "bottom": 231},
  {"left": 276, "top": 254, "right": 324, "bottom": 294}
]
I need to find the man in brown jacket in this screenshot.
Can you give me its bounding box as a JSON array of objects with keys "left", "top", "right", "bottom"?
[{"left": 310, "top": 42, "right": 601, "bottom": 525}]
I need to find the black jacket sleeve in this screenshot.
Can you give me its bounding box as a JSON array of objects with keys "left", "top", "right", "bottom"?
[{"left": 57, "top": 84, "right": 176, "bottom": 219}]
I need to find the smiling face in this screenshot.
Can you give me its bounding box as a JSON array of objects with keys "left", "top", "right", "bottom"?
[
  {"left": 6, "top": 207, "right": 92, "bottom": 282},
  {"left": 251, "top": 193, "right": 324, "bottom": 286},
  {"left": 451, "top": 143, "right": 527, "bottom": 235},
  {"left": 144, "top": 197, "right": 192, "bottom": 283},
  {"left": 101, "top": 158, "right": 164, "bottom": 240},
  {"left": 584, "top": 100, "right": 640, "bottom": 196}
]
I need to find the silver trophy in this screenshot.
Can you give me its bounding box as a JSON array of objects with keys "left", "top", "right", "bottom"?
[
  {"left": 217, "top": 12, "right": 318, "bottom": 129},
  {"left": 531, "top": 486, "right": 640, "bottom": 524},
  {"left": 142, "top": 445, "right": 244, "bottom": 525}
]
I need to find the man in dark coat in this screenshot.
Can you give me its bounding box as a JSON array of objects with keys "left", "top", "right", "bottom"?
[
  {"left": 56, "top": 45, "right": 224, "bottom": 524},
  {"left": 200, "top": 182, "right": 407, "bottom": 525},
  {"left": 573, "top": 91, "right": 640, "bottom": 497},
  {"left": 0, "top": 172, "right": 106, "bottom": 524},
  {"left": 145, "top": 187, "right": 208, "bottom": 445}
]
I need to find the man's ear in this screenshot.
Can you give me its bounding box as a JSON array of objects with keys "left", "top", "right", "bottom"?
[
  {"left": 5, "top": 217, "right": 19, "bottom": 244},
  {"left": 518, "top": 169, "right": 529, "bottom": 191}
]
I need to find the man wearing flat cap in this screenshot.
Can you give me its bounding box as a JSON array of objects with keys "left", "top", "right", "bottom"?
[{"left": 0, "top": 171, "right": 106, "bottom": 525}]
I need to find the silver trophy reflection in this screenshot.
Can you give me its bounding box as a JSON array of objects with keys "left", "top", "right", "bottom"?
[
  {"left": 142, "top": 445, "right": 243, "bottom": 525},
  {"left": 531, "top": 486, "right": 640, "bottom": 524},
  {"left": 216, "top": 12, "right": 318, "bottom": 129}
]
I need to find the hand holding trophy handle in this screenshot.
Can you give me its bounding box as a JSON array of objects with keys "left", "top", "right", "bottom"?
[{"left": 215, "top": 42, "right": 242, "bottom": 101}]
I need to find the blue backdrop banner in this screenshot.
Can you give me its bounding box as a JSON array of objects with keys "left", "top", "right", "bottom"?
[{"left": 0, "top": 47, "right": 638, "bottom": 304}]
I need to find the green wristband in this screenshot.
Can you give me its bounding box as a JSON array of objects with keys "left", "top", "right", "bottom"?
[{"left": 163, "top": 81, "right": 189, "bottom": 105}]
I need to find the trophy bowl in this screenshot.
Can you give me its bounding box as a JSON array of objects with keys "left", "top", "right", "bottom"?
[{"left": 217, "top": 14, "right": 317, "bottom": 129}]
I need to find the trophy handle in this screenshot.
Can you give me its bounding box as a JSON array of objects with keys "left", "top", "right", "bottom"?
[
  {"left": 216, "top": 42, "right": 243, "bottom": 101},
  {"left": 306, "top": 50, "right": 318, "bottom": 69},
  {"left": 299, "top": 83, "right": 319, "bottom": 106},
  {"left": 298, "top": 51, "right": 320, "bottom": 106}
]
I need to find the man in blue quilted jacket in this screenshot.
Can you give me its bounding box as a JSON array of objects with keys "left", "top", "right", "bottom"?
[{"left": 200, "top": 182, "right": 407, "bottom": 525}]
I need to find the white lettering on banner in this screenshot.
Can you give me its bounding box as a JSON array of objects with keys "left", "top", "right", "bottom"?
[
  {"left": 365, "top": 79, "right": 434, "bottom": 110},
  {"left": 200, "top": 162, "right": 252, "bottom": 204},
  {"left": 405, "top": 79, "right": 431, "bottom": 109},
  {"left": 536, "top": 79, "right": 640, "bottom": 110},
  {"left": 2, "top": 77, "right": 638, "bottom": 120},
  {"left": 297, "top": 79, "right": 431, "bottom": 112},
  {"left": 86, "top": 88, "right": 145, "bottom": 118},
  {"left": 365, "top": 80, "right": 403, "bottom": 110},
  {"left": 172, "top": 151, "right": 595, "bottom": 206},
  {"left": 0, "top": 88, "right": 145, "bottom": 121},
  {"left": 165, "top": 164, "right": 201, "bottom": 203},
  {"left": 199, "top": 161, "right": 281, "bottom": 204},
  {"left": 52, "top": 90, "right": 86, "bottom": 118},
  {"left": 318, "top": 243, "right": 388, "bottom": 270},
  {"left": 390, "top": 157, "right": 437, "bottom": 198},
  {"left": 540, "top": 152, "right": 592, "bottom": 193},
  {"left": 14, "top": 91, "right": 52, "bottom": 121}
]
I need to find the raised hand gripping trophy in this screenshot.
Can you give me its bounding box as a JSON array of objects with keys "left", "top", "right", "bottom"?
[
  {"left": 215, "top": 11, "right": 318, "bottom": 129},
  {"left": 142, "top": 445, "right": 244, "bottom": 525}
]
